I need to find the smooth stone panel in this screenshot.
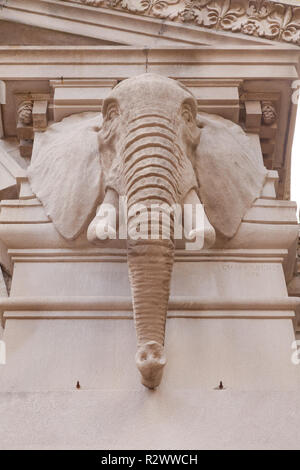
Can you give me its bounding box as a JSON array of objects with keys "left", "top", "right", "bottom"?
[
  {"left": 1, "top": 389, "right": 300, "bottom": 449},
  {"left": 10, "top": 260, "right": 288, "bottom": 299},
  {"left": 0, "top": 317, "right": 298, "bottom": 392},
  {"left": 10, "top": 262, "right": 131, "bottom": 297}
]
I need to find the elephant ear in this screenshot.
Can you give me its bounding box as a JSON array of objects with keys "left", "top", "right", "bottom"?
[
  {"left": 195, "top": 112, "right": 267, "bottom": 239},
  {"left": 28, "top": 112, "right": 104, "bottom": 240}
]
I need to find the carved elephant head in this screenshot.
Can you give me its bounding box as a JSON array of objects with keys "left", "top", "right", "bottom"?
[{"left": 29, "top": 73, "right": 267, "bottom": 389}]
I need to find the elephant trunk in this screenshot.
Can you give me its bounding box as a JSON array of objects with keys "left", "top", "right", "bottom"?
[{"left": 124, "top": 111, "right": 180, "bottom": 388}]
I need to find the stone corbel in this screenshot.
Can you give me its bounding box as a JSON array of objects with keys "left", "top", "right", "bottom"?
[
  {"left": 16, "top": 94, "right": 50, "bottom": 158},
  {"left": 240, "top": 92, "right": 279, "bottom": 171},
  {"left": 17, "top": 100, "right": 34, "bottom": 158},
  {"left": 261, "top": 101, "right": 277, "bottom": 126},
  {"left": 244, "top": 100, "right": 262, "bottom": 131},
  {"left": 32, "top": 101, "right": 48, "bottom": 132},
  {"left": 260, "top": 100, "right": 278, "bottom": 169},
  {"left": 244, "top": 99, "right": 278, "bottom": 131}
]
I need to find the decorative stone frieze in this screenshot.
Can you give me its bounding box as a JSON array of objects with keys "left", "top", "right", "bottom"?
[{"left": 62, "top": 0, "right": 300, "bottom": 45}]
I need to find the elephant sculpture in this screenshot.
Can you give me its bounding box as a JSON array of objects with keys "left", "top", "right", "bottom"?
[{"left": 29, "top": 74, "right": 267, "bottom": 389}]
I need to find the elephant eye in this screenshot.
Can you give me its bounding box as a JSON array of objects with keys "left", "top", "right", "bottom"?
[
  {"left": 182, "top": 106, "right": 193, "bottom": 124},
  {"left": 104, "top": 101, "right": 119, "bottom": 122},
  {"left": 107, "top": 108, "right": 119, "bottom": 121}
]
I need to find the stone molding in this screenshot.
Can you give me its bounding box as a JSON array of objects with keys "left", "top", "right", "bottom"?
[
  {"left": 62, "top": 0, "right": 300, "bottom": 45},
  {"left": 0, "top": 294, "right": 297, "bottom": 314}
]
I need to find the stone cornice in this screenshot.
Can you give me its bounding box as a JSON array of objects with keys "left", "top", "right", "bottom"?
[{"left": 61, "top": 0, "right": 300, "bottom": 45}]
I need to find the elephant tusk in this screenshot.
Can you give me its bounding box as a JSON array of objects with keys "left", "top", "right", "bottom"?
[
  {"left": 96, "top": 221, "right": 117, "bottom": 240},
  {"left": 184, "top": 188, "right": 216, "bottom": 250},
  {"left": 87, "top": 188, "right": 119, "bottom": 244}
]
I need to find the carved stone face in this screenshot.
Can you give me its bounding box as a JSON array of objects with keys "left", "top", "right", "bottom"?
[
  {"left": 94, "top": 74, "right": 204, "bottom": 388},
  {"left": 97, "top": 73, "right": 201, "bottom": 194},
  {"left": 28, "top": 72, "right": 267, "bottom": 390},
  {"left": 86, "top": 73, "right": 267, "bottom": 389}
]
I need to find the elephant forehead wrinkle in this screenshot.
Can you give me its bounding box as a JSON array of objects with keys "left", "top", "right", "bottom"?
[
  {"left": 127, "top": 224, "right": 175, "bottom": 245},
  {"left": 127, "top": 198, "right": 174, "bottom": 213},
  {"left": 127, "top": 118, "right": 176, "bottom": 135},
  {"left": 127, "top": 203, "right": 176, "bottom": 225},
  {"left": 128, "top": 112, "right": 172, "bottom": 124},
  {"left": 127, "top": 214, "right": 175, "bottom": 235},
  {"left": 128, "top": 199, "right": 177, "bottom": 217},
  {"left": 124, "top": 163, "right": 180, "bottom": 188},
  {"left": 126, "top": 158, "right": 179, "bottom": 174},
  {"left": 127, "top": 178, "right": 177, "bottom": 200},
  {"left": 127, "top": 186, "right": 177, "bottom": 210},
  {"left": 127, "top": 210, "right": 175, "bottom": 228},
  {"left": 124, "top": 150, "right": 179, "bottom": 175},
  {"left": 125, "top": 171, "right": 179, "bottom": 198},
  {"left": 124, "top": 127, "right": 176, "bottom": 150},
  {"left": 125, "top": 158, "right": 179, "bottom": 182},
  {"left": 125, "top": 125, "right": 175, "bottom": 141},
  {"left": 123, "top": 139, "right": 180, "bottom": 165},
  {"left": 142, "top": 202, "right": 176, "bottom": 217},
  {"left": 127, "top": 227, "right": 175, "bottom": 244},
  {"left": 127, "top": 193, "right": 176, "bottom": 212}
]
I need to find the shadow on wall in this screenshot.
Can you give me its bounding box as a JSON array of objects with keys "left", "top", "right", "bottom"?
[{"left": 0, "top": 266, "right": 10, "bottom": 296}]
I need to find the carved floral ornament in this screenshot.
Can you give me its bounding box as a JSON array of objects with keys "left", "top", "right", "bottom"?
[
  {"left": 261, "top": 100, "right": 277, "bottom": 125},
  {"left": 17, "top": 101, "right": 33, "bottom": 126},
  {"left": 62, "top": 0, "right": 300, "bottom": 45}
]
